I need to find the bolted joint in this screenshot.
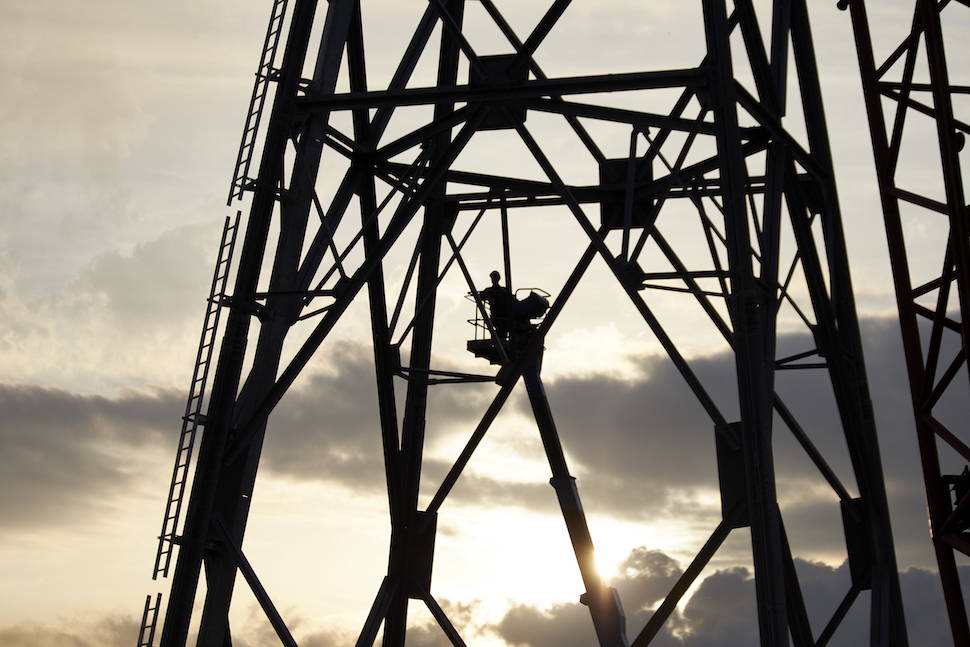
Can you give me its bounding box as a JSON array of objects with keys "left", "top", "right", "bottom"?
[
  {"left": 403, "top": 511, "right": 438, "bottom": 599},
  {"left": 330, "top": 274, "right": 351, "bottom": 299},
  {"left": 617, "top": 259, "right": 646, "bottom": 290},
  {"left": 221, "top": 295, "right": 272, "bottom": 322}
]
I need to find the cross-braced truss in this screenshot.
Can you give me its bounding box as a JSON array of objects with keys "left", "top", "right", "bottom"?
[
  {"left": 845, "top": 0, "right": 970, "bottom": 643},
  {"left": 139, "top": 2, "right": 909, "bottom": 646}
]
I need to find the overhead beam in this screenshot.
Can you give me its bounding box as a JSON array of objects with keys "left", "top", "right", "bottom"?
[{"left": 297, "top": 68, "right": 706, "bottom": 112}]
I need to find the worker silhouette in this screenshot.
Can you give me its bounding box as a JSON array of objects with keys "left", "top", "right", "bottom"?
[{"left": 479, "top": 270, "right": 515, "bottom": 342}]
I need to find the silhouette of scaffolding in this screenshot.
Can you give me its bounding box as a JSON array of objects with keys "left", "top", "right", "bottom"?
[
  {"left": 140, "top": 1, "right": 909, "bottom": 645},
  {"left": 845, "top": 0, "right": 970, "bottom": 644}
]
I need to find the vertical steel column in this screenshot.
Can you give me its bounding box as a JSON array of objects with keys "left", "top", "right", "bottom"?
[
  {"left": 383, "top": 3, "right": 466, "bottom": 645},
  {"left": 917, "top": 1, "right": 970, "bottom": 358},
  {"left": 786, "top": 4, "right": 908, "bottom": 645},
  {"left": 346, "top": 2, "right": 403, "bottom": 526},
  {"left": 702, "top": 1, "right": 789, "bottom": 643},
  {"left": 845, "top": 0, "right": 970, "bottom": 643}
]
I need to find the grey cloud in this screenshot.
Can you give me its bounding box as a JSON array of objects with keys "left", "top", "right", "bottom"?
[
  {"left": 233, "top": 599, "right": 477, "bottom": 647},
  {"left": 0, "top": 341, "right": 510, "bottom": 534},
  {"left": 493, "top": 548, "right": 683, "bottom": 647},
  {"left": 496, "top": 602, "right": 596, "bottom": 647},
  {"left": 523, "top": 316, "right": 947, "bottom": 569},
  {"left": 230, "top": 620, "right": 347, "bottom": 647},
  {"left": 1, "top": 554, "right": 958, "bottom": 647},
  {"left": 237, "top": 316, "right": 947, "bottom": 576},
  {"left": 0, "top": 383, "right": 177, "bottom": 530},
  {"left": 531, "top": 326, "right": 873, "bottom": 508},
  {"left": 671, "top": 558, "right": 970, "bottom": 646},
  {"left": 260, "top": 342, "right": 496, "bottom": 494},
  {"left": 0, "top": 220, "right": 230, "bottom": 393},
  {"left": 398, "top": 599, "right": 482, "bottom": 647},
  {"left": 69, "top": 224, "right": 215, "bottom": 329},
  {"left": 491, "top": 545, "right": 970, "bottom": 647},
  {"left": 430, "top": 470, "right": 552, "bottom": 512},
  {"left": 0, "top": 0, "right": 259, "bottom": 302},
  {"left": 258, "top": 343, "right": 578, "bottom": 512},
  {"left": 669, "top": 566, "right": 760, "bottom": 647},
  {"left": 0, "top": 314, "right": 943, "bottom": 582},
  {"left": 523, "top": 356, "right": 721, "bottom": 518},
  {"left": 0, "top": 601, "right": 472, "bottom": 647},
  {"left": 0, "top": 615, "right": 138, "bottom": 647},
  {"left": 613, "top": 548, "right": 684, "bottom": 614}
]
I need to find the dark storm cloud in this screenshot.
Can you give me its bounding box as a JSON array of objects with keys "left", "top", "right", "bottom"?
[
  {"left": 490, "top": 546, "right": 970, "bottom": 647},
  {"left": 0, "top": 383, "right": 177, "bottom": 529}
]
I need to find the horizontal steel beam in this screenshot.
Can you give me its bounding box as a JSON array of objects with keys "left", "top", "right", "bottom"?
[
  {"left": 297, "top": 68, "right": 706, "bottom": 112},
  {"left": 524, "top": 97, "right": 722, "bottom": 135}
]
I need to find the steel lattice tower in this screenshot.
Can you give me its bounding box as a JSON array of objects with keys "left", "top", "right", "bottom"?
[
  {"left": 844, "top": 0, "right": 970, "bottom": 643},
  {"left": 136, "top": 2, "right": 910, "bottom": 645}
]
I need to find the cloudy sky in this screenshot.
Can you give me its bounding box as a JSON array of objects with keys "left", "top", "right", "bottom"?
[{"left": 1, "top": 1, "right": 969, "bottom": 646}]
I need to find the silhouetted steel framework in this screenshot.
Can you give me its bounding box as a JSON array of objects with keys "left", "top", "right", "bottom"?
[
  {"left": 138, "top": 1, "right": 910, "bottom": 645},
  {"left": 845, "top": 0, "right": 970, "bottom": 644}
]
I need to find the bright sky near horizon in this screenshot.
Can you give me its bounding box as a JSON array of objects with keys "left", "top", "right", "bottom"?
[{"left": 1, "top": 1, "right": 969, "bottom": 646}]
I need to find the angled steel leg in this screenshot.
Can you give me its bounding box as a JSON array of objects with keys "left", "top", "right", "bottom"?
[
  {"left": 354, "top": 577, "right": 398, "bottom": 647},
  {"left": 159, "top": 1, "right": 329, "bottom": 644},
  {"left": 522, "top": 352, "right": 628, "bottom": 647}
]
